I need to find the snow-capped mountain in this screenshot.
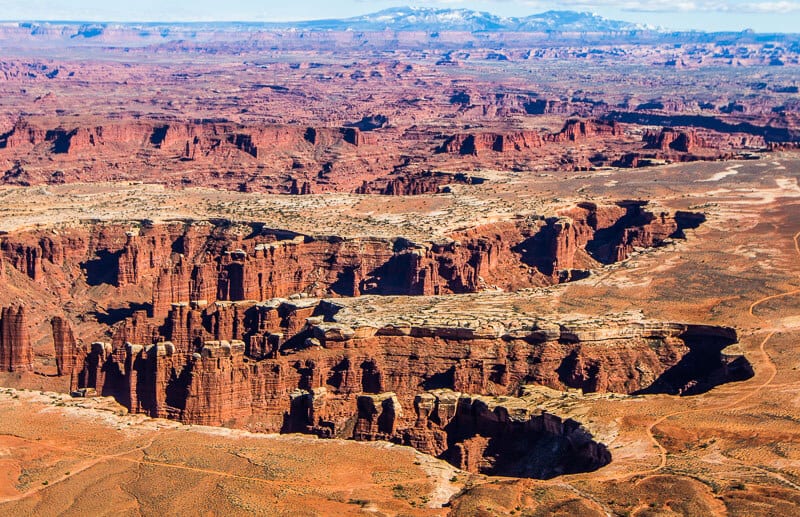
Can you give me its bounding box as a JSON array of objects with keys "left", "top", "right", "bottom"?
[
  {"left": 292, "top": 7, "right": 650, "bottom": 32},
  {"left": 517, "top": 10, "right": 651, "bottom": 32},
  {"left": 335, "top": 7, "right": 510, "bottom": 31}
]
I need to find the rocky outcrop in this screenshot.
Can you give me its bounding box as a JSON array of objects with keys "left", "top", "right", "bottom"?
[
  {"left": 644, "top": 127, "right": 702, "bottom": 152},
  {"left": 353, "top": 392, "right": 403, "bottom": 441},
  {"left": 51, "top": 316, "right": 77, "bottom": 378},
  {"left": 605, "top": 111, "right": 799, "bottom": 144},
  {"left": 370, "top": 388, "right": 612, "bottom": 478},
  {"left": 0, "top": 306, "right": 33, "bottom": 372},
  {"left": 73, "top": 341, "right": 113, "bottom": 396},
  {"left": 182, "top": 340, "right": 252, "bottom": 426},
  {"left": 0, "top": 119, "right": 48, "bottom": 150},
  {"left": 289, "top": 179, "right": 313, "bottom": 195},
  {"left": 0, "top": 224, "right": 131, "bottom": 286},
  {"left": 70, "top": 304, "right": 751, "bottom": 440},
  {"left": 549, "top": 119, "right": 621, "bottom": 143},
  {"left": 437, "top": 119, "right": 621, "bottom": 156},
  {"left": 1, "top": 234, "right": 64, "bottom": 283},
  {"left": 355, "top": 171, "right": 484, "bottom": 195},
  {"left": 438, "top": 131, "right": 544, "bottom": 155}
]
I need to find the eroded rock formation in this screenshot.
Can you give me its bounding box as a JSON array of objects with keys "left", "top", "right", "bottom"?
[
  {"left": 51, "top": 316, "right": 77, "bottom": 378},
  {"left": 0, "top": 306, "right": 33, "bottom": 372},
  {"left": 0, "top": 202, "right": 698, "bottom": 321},
  {"left": 0, "top": 118, "right": 375, "bottom": 158},
  {"left": 370, "top": 388, "right": 612, "bottom": 478},
  {"left": 436, "top": 120, "right": 621, "bottom": 156},
  {"left": 0, "top": 201, "right": 747, "bottom": 479},
  {"left": 355, "top": 171, "right": 484, "bottom": 195},
  {"left": 68, "top": 302, "right": 751, "bottom": 442}
]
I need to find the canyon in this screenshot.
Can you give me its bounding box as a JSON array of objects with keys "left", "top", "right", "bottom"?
[
  {"left": 0, "top": 24, "right": 797, "bottom": 196},
  {"left": 0, "top": 115, "right": 772, "bottom": 193},
  {"left": 0, "top": 9, "right": 798, "bottom": 516},
  {"left": 0, "top": 199, "right": 751, "bottom": 477}
]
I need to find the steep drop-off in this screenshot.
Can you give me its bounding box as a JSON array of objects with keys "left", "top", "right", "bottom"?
[
  {"left": 51, "top": 302, "right": 749, "bottom": 476},
  {"left": 0, "top": 201, "right": 740, "bottom": 478},
  {"left": 0, "top": 201, "right": 703, "bottom": 321}
]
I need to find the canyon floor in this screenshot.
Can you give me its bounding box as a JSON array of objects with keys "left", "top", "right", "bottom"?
[{"left": 0, "top": 155, "right": 799, "bottom": 515}]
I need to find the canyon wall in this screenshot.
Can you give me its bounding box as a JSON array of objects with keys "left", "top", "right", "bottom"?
[
  {"left": 55, "top": 298, "right": 747, "bottom": 476},
  {"left": 0, "top": 118, "right": 375, "bottom": 157},
  {"left": 436, "top": 119, "right": 622, "bottom": 156},
  {"left": 0, "top": 306, "right": 33, "bottom": 372},
  {"left": 0, "top": 202, "right": 698, "bottom": 322},
  {"left": 357, "top": 388, "right": 612, "bottom": 478},
  {"left": 66, "top": 300, "right": 750, "bottom": 434}
]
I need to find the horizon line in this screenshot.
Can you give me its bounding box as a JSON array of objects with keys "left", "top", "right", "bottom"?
[{"left": 0, "top": 19, "right": 787, "bottom": 35}]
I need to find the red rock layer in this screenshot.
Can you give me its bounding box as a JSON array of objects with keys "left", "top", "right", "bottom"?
[
  {"left": 355, "top": 390, "right": 612, "bottom": 478},
  {"left": 437, "top": 119, "right": 621, "bottom": 156},
  {"left": 0, "top": 118, "right": 376, "bottom": 157},
  {"left": 355, "top": 171, "right": 482, "bottom": 195},
  {"left": 50, "top": 316, "right": 77, "bottom": 378},
  {"left": 644, "top": 127, "right": 703, "bottom": 152},
  {"left": 0, "top": 306, "right": 33, "bottom": 372},
  {"left": 0, "top": 203, "right": 699, "bottom": 323},
  {"left": 69, "top": 300, "right": 750, "bottom": 435}
]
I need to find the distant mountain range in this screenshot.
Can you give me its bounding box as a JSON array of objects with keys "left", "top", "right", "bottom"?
[
  {"left": 10, "top": 8, "right": 654, "bottom": 33},
  {"left": 280, "top": 8, "right": 652, "bottom": 32}
]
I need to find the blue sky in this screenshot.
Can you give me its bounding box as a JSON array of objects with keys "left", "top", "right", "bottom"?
[{"left": 0, "top": 1, "right": 797, "bottom": 32}]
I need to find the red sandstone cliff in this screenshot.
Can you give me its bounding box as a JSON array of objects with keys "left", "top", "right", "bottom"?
[
  {"left": 51, "top": 316, "right": 77, "bottom": 378},
  {"left": 356, "top": 389, "right": 612, "bottom": 477},
  {"left": 0, "top": 203, "right": 699, "bottom": 322},
  {"left": 0, "top": 306, "right": 33, "bottom": 372},
  {"left": 68, "top": 299, "right": 749, "bottom": 439},
  {"left": 437, "top": 119, "right": 621, "bottom": 156}
]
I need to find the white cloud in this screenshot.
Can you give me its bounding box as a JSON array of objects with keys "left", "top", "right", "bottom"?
[
  {"left": 617, "top": 0, "right": 800, "bottom": 12},
  {"left": 485, "top": 0, "right": 800, "bottom": 13},
  {"left": 739, "top": 1, "right": 800, "bottom": 12}
]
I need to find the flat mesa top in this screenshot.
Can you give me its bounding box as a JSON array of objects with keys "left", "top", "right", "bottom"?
[
  {"left": 0, "top": 156, "right": 796, "bottom": 239},
  {"left": 0, "top": 180, "right": 540, "bottom": 240},
  {"left": 323, "top": 292, "right": 689, "bottom": 336}
]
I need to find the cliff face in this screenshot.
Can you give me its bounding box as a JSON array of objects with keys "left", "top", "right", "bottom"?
[
  {"left": 438, "top": 130, "right": 544, "bottom": 155},
  {"left": 0, "top": 224, "right": 131, "bottom": 289},
  {"left": 0, "top": 306, "right": 33, "bottom": 372},
  {"left": 0, "top": 202, "right": 696, "bottom": 320},
  {"left": 0, "top": 118, "right": 371, "bottom": 157},
  {"left": 437, "top": 119, "right": 621, "bottom": 156},
  {"left": 69, "top": 301, "right": 751, "bottom": 439},
  {"left": 357, "top": 389, "right": 612, "bottom": 478},
  {"left": 51, "top": 316, "right": 77, "bottom": 378},
  {"left": 645, "top": 127, "right": 702, "bottom": 152},
  {"left": 643, "top": 126, "right": 767, "bottom": 154},
  {"left": 355, "top": 171, "right": 482, "bottom": 196}
]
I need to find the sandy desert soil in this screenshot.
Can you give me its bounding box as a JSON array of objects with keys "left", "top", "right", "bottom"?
[{"left": 0, "top": 389, "right": 463, "bottom": 516}]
